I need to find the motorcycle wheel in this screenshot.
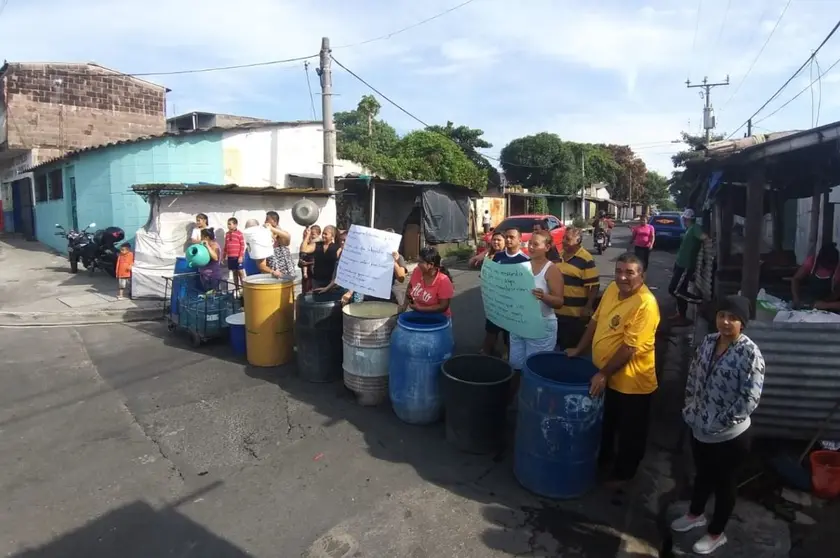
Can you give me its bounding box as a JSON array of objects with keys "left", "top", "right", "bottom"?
[{"left": 70, "top": 257, "right": 79, "bottom": 274}]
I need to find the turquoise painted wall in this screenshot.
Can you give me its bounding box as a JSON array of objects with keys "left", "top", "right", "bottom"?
[
  {"left": 35, "top": 133, "right": 225, "bottom": 250},
  {"left": 35, "top": 200, "right": 70, "bottom": 253}
]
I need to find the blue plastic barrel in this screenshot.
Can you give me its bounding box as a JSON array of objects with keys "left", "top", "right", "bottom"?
[
  {"left": 226, "top": 312, "right": 246, "bottom": 356},
  {"left": 243, "top": 252, "right": 261, "bottom": 276},
  {"left": 170, "top": 257, "right": 192, "bottom": 316},
  {"left": 514, "top": 352, "right": 604, "bottom": 499},
  {"left": 389, "top": 312, "right": 454, "bottom": 425}
]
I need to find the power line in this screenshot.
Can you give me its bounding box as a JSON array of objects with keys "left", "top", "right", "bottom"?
[
  {"left": 753, "top": 53, "right": 840, "bottom": 126},
  {"left": 333, "top": 0, "right": 478, "bottom": 49},
  {"left": 96, "top": 1, "right": 479, "bottom": 78},
  {"left": 711, "top": 0, "right": 733, "bottom": 75},
  {"left": 331, "top": 55, "right": 573, "bottom": 169},
  {"left": 721, "top": 0, "right": 792, "bottom": 110},
  {"left": 127, "top": 54, "right": 318, "bottom": 77},
  {"left": 303, "top": 61, "right": 318, "bottom": 120},
  {"left": 728, "top": 18, "right": 840, "bottom": 138},
  {"left": 688, "top": 0, "right": 703, "bottom": 79},
  {"left": 815, "top": 54, "right": 823, "bottom": 125},
  {"left": 331, "top": 55, "right": 678, "bottom": 171}
]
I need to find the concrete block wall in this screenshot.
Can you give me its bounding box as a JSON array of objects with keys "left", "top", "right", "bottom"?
[{"left": 1, "top": 63, "right": 166, "bottom": 154}]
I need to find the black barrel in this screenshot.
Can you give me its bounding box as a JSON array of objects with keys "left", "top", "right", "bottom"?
[
  {"left": 294, "top": 291, "right": 344, "bottom": 382},
  {"left": 441, "top": 355, "right": 514, "bottom": 454}
]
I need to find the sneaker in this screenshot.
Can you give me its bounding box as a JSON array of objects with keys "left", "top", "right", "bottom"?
[
  {"left": 670, "top": 513, "right": 707, "bottom": 533},
  {"left": 692, "top": 533, "right": 727, "bottom": 555}
]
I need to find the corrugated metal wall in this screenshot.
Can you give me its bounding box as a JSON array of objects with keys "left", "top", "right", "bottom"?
[{"left": 747, "top": 322, "right": 840, "bottom": 441}]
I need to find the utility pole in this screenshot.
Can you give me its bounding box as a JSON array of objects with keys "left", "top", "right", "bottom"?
[
  {"left": 580, "top": 154, "right": 586, "bottom": 220},
  {"left": 686, "top": 76, "right": 730, "bottom": 144},
  {"left": 746, "top": 119, "right": 753, "bottom": 137},
  {"left": 317, "top": 37, "right": 335, "bottom": 191}
]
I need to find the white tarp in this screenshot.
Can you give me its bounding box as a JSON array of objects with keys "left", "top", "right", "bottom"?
[{"left": 132, "top": 192, "right": 336, "bottom": 298}]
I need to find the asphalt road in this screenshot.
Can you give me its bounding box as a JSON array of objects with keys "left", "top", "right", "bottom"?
[{"left": 0, "top": 227, "right": 679, "bottom": 558}]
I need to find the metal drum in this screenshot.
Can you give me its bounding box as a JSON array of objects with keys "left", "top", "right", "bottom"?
[{"left": 342, "top": 302, "right": 399, "bottom": 406}]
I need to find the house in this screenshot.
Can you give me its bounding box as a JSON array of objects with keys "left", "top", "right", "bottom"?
[
  {"left": 0, "top": 62, "right": 168, "bottom": 237},
  {"left": 22, "top": 120, "right": 364, "bottom": 254},
  {"left": 166, "top": 111, "right": 271, "bottom": 133}
]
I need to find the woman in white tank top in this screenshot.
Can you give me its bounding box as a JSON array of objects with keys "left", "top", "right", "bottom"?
[{"left": 508, "top": 231, "right": 565, "bottom": 371}]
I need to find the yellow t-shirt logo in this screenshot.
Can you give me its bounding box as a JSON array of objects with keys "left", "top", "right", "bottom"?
[{"left": 609, "top": 314, "right": 621, "bottom": 329}]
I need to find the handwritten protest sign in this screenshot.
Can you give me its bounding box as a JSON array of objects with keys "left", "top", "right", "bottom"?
[
  {"left": 480, "top": 259, "right": 546, "bottom": 339},
  {"left": 336, "top": 225, "right": 402, "bottom": 299}
]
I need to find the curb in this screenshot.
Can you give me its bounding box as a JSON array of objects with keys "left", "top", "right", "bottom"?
[{"left": 0, "top": 306, "right": 164, "bottom": 327}]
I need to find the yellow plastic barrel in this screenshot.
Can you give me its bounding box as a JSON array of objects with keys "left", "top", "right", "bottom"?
[{"left": 243, "top": 274, "right": 295, "bottom": 367}]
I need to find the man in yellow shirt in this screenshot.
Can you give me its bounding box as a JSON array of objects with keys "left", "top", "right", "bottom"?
[
  {"left": 555, "top": 227, "right": 600, "bottom": 349},
  {"left": 567, "top": 252, "right": 660, "bottom": 485}
]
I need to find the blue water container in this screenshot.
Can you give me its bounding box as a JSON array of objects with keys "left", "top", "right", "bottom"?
[
  {"left": 514, "top": 351, "right": 604, "bottom": 499},
  {"left": 170, "top": 257, "right": 192, "bottom": 316},
  {"left": 226, "top": 312, "right": 246, "bottom": 356},
  {"left": 389, "top": 312, "right": 454, "bottom": 425},
  {"left": 243, "top": 252, "right": 261, "bottom": 276}
]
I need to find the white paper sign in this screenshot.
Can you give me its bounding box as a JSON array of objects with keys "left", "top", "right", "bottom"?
[{"left": 335, "top": 225, "right": 402, "bottom": 299}]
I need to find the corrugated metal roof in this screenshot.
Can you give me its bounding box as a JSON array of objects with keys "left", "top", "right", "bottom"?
[
  {"left": 25, "top": 120, "right": 322, "bottom": 173},
  {"left": 287, "top": 172, "right": 482, "bottom": 197},
  {"left": 131, "top": 183, "right": 334, "bottom": 198}
]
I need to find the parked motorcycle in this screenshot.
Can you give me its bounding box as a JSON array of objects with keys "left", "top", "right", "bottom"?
[
  {"left": 55, "top": 222, "right": 95, "bottom": 274},
  {"left": 55, "top": 223, "right": 125, "bottom": 276},
  {"left": 594, "top": 229, "right": 607, "bottom": 255}
]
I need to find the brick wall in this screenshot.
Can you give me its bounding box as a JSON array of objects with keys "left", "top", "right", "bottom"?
[{"left": 2, "top": 63, "right": 166, "bottom": 153}]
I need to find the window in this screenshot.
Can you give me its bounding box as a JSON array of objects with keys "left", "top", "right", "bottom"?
[
  {"left": 546, "top": 217, "right": 560, "bottom": 230},
  {"left": 35, "top": 175, "right": 48, "bottom": 202},
  {"left": 48, "top": 169, "right": 64, "bottom": 201}
]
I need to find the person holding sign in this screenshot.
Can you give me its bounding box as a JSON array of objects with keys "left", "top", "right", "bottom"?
[
  {"left": 400, "top": 246, "right": 454, "bottom": 317},
  {"left": 567, "top": 252, "right": 660, "bottom": 488},
  {"left": 300, "top": 225, "right": 340, "bottom": 290},
  {"left": 508, "top": 231, "right": 565, "bottom": 370}
]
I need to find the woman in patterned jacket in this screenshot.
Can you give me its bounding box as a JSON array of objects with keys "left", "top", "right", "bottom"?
[{"left": 670, "top": 294, "right": 765, "bottom": 555}]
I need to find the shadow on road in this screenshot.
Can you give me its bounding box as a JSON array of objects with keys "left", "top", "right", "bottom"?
[{"left": 12, "top": 484, "right": 246, "bottom": 558}]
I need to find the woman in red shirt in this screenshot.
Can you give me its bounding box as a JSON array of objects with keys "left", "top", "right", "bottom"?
[
  {"left": 400, "top": 246, "right": 454, "bottom": 317},
  {"left": 631, "top": 214, "right": 655, "bottom": 269},
  {"left": 792, "top": 242, "right": 840, "bottom": 309}
]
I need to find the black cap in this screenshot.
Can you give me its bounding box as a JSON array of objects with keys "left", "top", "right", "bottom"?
[{"left": 718, "top": 295, "right": 750, "bottom": 326}]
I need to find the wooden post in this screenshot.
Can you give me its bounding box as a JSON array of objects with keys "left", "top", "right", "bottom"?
[
  {"left": 718, "top": 186, "right": 733, "bottom": 266},
  {"left": 741, "top": 166, "right": 765, "bottom": 315},
  {"left": 772, "top": 191, "right": 785, "bottom": 252},
  {"left": 822, "top": 189, "right": 835, "bottom": 247},
  {"left": 808, "top": 187, "right": 822, "bottom": 257}
]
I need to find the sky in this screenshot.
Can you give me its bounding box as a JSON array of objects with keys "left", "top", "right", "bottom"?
[{"left": 2, "top": 0, "right": 840, "bottom": 178}]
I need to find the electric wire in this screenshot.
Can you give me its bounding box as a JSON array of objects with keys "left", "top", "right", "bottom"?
[
  {"left": 331, "top": 55, "right": 680, "bottom": 170},
  {"left": 304, "top": 61, "right": 318, "bottom": 120},
  {"left": 721, "top": 0, "right": 792, "bottom": 110},
  {"left": 728, "top": 18, "right": 840, "bottom": 138},
  {"left": 117, "top": 1, "right": 479, "bottom": 77},
  {"left": 688, "top": 0, "right": 704, "bottom": 79},
  {"left": 815, "top": 55, "right": 823, "bottom": 125},
  {"left": 753, "top": 53, "right": 840, "bottom": 126},
  {"left": 332, "top": 0, "right": 478, "bottom": 49}
]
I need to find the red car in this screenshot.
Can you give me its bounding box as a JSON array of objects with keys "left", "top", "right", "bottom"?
[{"left": 478, "top": 214, "right": 566, "bottom": 256}]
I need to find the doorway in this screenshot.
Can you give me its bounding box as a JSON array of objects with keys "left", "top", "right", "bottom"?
[
  {"left": 66, "top": 165, "right": 77, "bottom": 230},
  {"left": 12, "top": 177, "right": 35, "bottom": 240}
]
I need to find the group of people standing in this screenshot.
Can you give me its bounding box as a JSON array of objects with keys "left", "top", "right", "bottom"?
[{"left": 472, "top": 216, "right": 765, "bottom": 555}]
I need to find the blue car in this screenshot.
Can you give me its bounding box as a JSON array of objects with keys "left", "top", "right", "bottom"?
[{"left": 650, "top": 212, "right": 685, "bottom": 247}]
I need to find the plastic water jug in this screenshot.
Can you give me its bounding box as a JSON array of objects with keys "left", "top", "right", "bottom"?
[
  {"left": 244, "top": 226, "right": 274, "bottom": 260},
  {"left": 186, "top": 244, "right": 211, "bottom": 268}
]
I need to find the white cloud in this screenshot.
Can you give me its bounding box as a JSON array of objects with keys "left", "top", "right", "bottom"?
[{"left": 1, "top": 0, "right": 839, "bottom": 182}]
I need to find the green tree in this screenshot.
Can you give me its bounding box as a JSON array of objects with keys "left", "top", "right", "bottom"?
[
  {"left": 427, "top": 121, "right": 501, "bottom": 189},
  {"left": 601, "top": 144, "right": 648, "bottom": 202},
  {"left": 669, "top": 131, "right": 724, "bottom": 208},
  {"left": 565, "top": 142, "right": 621, "bottom": 193},
  {"left": 334, "top": 95, "right": 399, "bottom": 159},
  {"left": 389, "top": 130, "right": 488, "bottom": 191},
  {"left": 499, "top": 133, "right": 578, "bottom": 195},
  {"left": 641, "top": 170, "right": 672, "bottom": 209}
]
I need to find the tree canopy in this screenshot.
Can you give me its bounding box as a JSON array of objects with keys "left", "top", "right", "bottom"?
[
  {"left": 668, "top": 131, "right": 724, "bottom": 208},
  {"left": 334, "top": 94, "right": 672, "bottom": 204}
]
